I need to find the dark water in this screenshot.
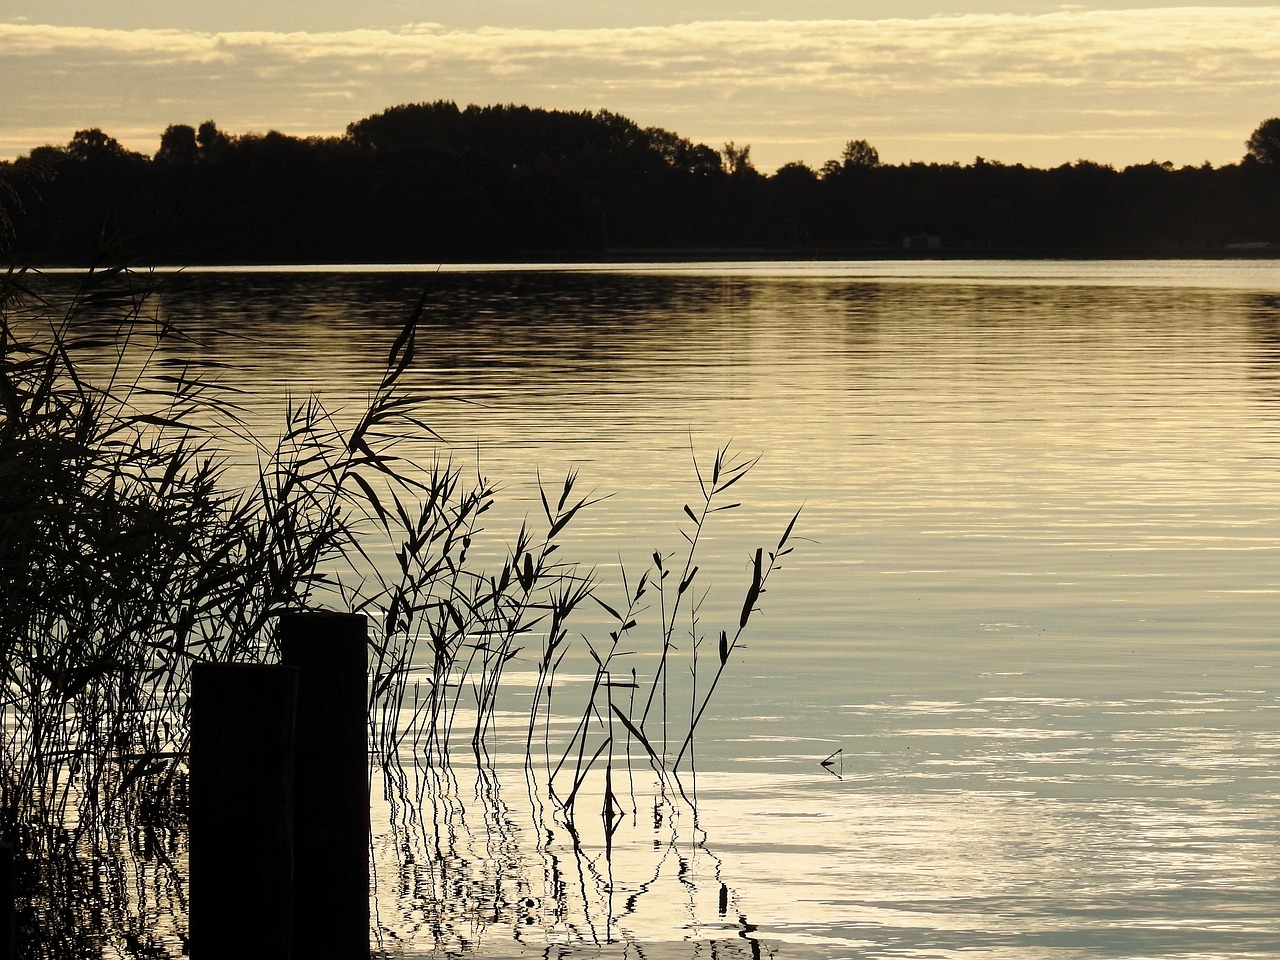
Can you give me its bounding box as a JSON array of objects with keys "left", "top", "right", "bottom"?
[{"left": 57, "top": 260, "right": 1280, "bottom": 957}]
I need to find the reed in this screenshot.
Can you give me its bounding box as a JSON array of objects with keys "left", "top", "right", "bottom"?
[{"left": 0, "top": 263, "right": 799, "bottom": 958}]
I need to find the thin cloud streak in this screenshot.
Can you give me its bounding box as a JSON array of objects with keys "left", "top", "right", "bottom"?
[{"left": 2, "top": 8, "right": 1276, "bottom": 168}]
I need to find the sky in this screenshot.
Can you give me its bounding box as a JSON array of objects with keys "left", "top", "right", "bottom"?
[{"left": 2, "top": 1, "right": 1278, "bottom": 172}]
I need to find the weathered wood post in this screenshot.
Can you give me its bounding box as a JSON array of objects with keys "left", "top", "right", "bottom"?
[
  {"left": 0, "top": 840, "right": 14, "bottom": 960},
  {"left": 279, "top": 612, "right": 369, "bottom": 959},
  {"left": 189, "top": 663, "right": 299, "bottom": 959}
]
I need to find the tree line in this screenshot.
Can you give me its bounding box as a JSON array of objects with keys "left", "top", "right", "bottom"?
[{"left": 2, "top": 102, "right": 1279, "bottom": 264}]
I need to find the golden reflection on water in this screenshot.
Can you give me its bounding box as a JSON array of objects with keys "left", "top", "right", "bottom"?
[{"left": 40, "top": 261, "right": 1280, "bottom": 957}]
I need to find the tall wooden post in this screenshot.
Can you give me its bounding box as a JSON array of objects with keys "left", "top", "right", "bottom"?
[
  {"left": 0, "top": 841, "right": 14, "bottom": 960},
  {"left": 189, "top": 663, "right": 298, "bottom": 959},
  {"left": 279, "top": 612, "right": 369, "bottom": 958}
]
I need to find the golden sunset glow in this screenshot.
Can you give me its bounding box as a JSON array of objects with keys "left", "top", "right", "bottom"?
[{"left": 3, "top": 5, "right": 1278, "bottom": 169}]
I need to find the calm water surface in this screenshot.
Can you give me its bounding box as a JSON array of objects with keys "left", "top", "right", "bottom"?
[{"left": 76, "top": 261, "right": 1280, "bottom": 957}]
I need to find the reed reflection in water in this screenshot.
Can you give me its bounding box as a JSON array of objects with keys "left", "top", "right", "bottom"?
[{"left": 372, "top": 750, "right": 768, "bottom": 959}]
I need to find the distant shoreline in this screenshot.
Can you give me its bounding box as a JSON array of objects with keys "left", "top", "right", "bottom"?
[
  {"left": 8, "top": 106, "right": 1279, "bottom": 268},
  {"left": 28, "top": 245, "right": 1280, "bottom": 271},
  {"left": 602, "top": 244, "right": 1280, "bottom": 262}
]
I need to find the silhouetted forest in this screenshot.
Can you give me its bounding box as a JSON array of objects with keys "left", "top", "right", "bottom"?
[{"left": 2, "top": 102, "right": 1279, "bottom": 264}]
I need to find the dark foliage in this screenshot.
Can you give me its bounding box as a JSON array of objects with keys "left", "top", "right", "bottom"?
[
  {"left": 0, "top": 262, "right": 799, "bottom": 956},
  {"left": 3, "top": 104, "right": 1279, "bottom": 264},
  {"left": 1246, "top": 117, "right": 1280, "bottom": 166}
]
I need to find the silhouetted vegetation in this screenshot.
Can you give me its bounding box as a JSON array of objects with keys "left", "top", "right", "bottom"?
[
  {"left": 0, "top": 263, "right": 796, "bottom": 956},
  {"left": 2, "top": 103, "right": 1279, "bottom": 264}
]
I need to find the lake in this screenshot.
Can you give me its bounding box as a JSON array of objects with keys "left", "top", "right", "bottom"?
[{"left": 59, "top": 260, "right": 1280, "bottom": 958}]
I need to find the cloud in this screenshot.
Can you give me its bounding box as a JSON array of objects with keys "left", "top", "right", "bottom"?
[{"left": 2, "top": 8, "right": 1277, "bottom": 168}]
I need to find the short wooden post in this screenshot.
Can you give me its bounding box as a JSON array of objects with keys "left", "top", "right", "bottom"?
[
  {"left": 279, "top": 612, "right": 369, "bottom": 958},
  {"left": 0, "top": 841, "right": 14, "bottom": 960},
  {"left": 189, "top": 663, "right": 298, "bottom": 959}
]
